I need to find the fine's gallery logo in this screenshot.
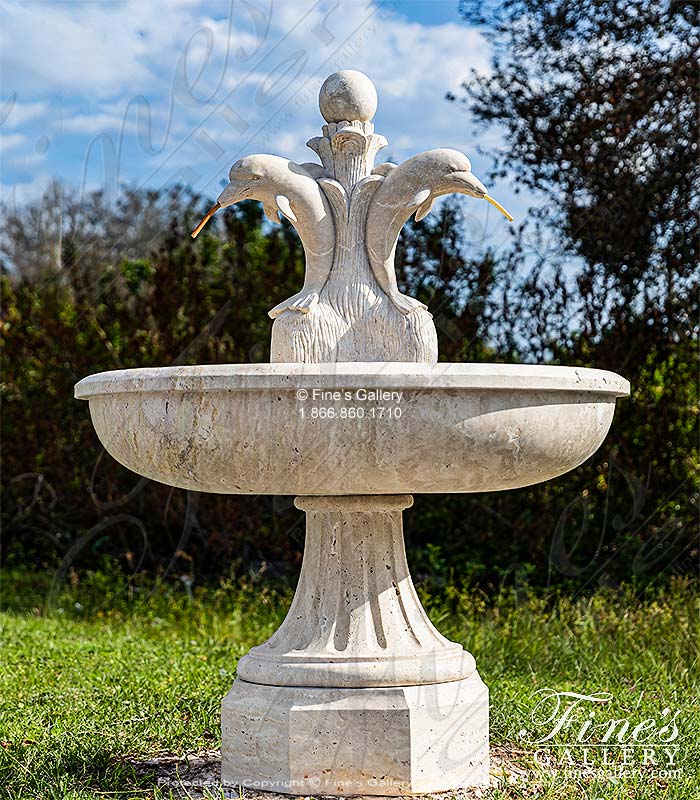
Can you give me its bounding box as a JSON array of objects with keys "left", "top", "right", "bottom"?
[
  {"left": 518, "top": 689, "right": 682, "bottom": 780},
  {"left": 295, "top": 387, "right": 405, "bottom": 420}
]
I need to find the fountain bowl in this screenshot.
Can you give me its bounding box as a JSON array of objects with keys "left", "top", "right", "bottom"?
[{"left": 75, "top": 362, "right": 629, "bottom": 496}]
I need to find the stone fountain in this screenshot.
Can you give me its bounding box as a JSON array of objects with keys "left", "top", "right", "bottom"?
[{"left": 75, "top": 70, "right": 629, "bottom": 795}]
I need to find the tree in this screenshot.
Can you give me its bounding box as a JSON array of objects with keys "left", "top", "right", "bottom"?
[
  {"left": 452, "top": 0, "right": 698, "bottom": 352},
  {"left": 396, "top": 197, "right": 500, "bottom": 362},
  {"left": 444, "top": 0, "right": 699, "bottom": 584}
]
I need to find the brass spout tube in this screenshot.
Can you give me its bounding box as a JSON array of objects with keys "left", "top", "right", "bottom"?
[
  {"left": 484, "top": 195, "right": 513, "bottom": 222},
  {"left": 191, "top": 202, "right": 221, "bottom": 238}
]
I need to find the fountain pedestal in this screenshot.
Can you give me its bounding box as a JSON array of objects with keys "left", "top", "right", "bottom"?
[{"left": 222, "top": 495, "right": 488, "bottom": 794}]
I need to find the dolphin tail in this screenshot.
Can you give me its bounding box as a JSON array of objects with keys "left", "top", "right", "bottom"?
[
  {"left": 268, "top": 290, "right": 320, "bottom": 319},
  {"left": 387, "top": 291, "right": 427, "bottom": 315}
]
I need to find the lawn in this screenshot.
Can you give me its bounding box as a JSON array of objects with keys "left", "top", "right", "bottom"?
[{"left": 0, "top": 570, "right": 697, "bottom": 799}]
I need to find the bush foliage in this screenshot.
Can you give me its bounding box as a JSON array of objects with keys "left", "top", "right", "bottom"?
[
  {"left": 2, "top": 0, "right": 697, "bottom": 590},
  {"left": 1, "top": 180, "right": 696, "bottom": 591}
]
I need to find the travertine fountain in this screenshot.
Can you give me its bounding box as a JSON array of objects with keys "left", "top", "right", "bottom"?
[{"left": 75, "top": 71, "right": 629, "bottom": 795}]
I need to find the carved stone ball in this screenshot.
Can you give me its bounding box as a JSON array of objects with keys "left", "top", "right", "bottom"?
[{"left": 319, "top": 70, "right": 377, "bottom": 123}]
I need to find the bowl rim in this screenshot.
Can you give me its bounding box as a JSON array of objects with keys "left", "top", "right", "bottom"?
[{"left": 75, "top": 362, "right": 630, "bottom": 400}]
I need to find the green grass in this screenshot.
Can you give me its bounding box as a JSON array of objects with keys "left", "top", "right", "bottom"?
[{"left": 0, "top": 571, "right": 698, "bottom": 799}]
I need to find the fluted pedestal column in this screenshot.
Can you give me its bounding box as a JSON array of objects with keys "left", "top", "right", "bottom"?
[{"left": 222, "top": 496, "right": 489, "bottom": 795}]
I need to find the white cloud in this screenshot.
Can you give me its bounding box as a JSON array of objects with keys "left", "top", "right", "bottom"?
[
  {"left": 2, "top": 0, "right": 509, "bottom": 212},
  {"left": 1, "top": 99, "right": 49, "bottom": 129},
  {"left": 0, "top": 1, "right": 149, "bottom": 95},
  {"left": 0, "top": 132, "right": 25, "bottom": 151},
  {"left": 60, "top": 112, "right": 138, "bottom": 135},
  {"left": 0, "top": 0, "right": 257, "bottom": 97},
  {"left": 167, "top": 4, "right": 495, "bottom": 196},
  {"left": 2, "top": 150, "right": 47, "bottom": 169}
]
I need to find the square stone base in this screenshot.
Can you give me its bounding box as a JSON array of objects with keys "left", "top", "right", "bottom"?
[{"left": 221, "top": 673, "right": 489, "bottom": 795}]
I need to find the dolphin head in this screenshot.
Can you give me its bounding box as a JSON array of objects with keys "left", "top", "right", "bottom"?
[
  {"left": 191, "top": 155, "right": 280, "bottom": 238},
  {"left": 446, "top": 169, "right": 488, "bottom": 198},
  {"left": 435, "top": 149, "right": 487, "bottom": 198},
  {"left": 217, "top": 155, "right": 272, "bottom": 207}
]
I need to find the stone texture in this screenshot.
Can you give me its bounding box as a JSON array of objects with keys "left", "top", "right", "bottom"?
[
  {"left": 221, "top": 495, "right": 488, "bottom": 794},
  {"left": 221, "top": 674, "right": 489, "bottom": 795},
  {"left": 318, "top": 69, "right": 378, "bottom": 123},
  {"left": 279, "top": 100, "right": 439, "bottom": 364},
  {"left": 270, "top": 151, "right": 438, "bottom": 362},
  {"left": 75, "top": 362, "right": 629, "bottom": 496},
  {"left": 237, "top": 496, "right": 474, "bottom": 688}
]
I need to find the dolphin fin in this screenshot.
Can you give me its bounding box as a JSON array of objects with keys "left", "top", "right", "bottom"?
[
  {"left": 298, "top": 162, "right": 326, "bottom": 179},
  {"left": 415, "top": 196, "right": 436, "bottom": 221},
  {"left": 275, "top": 194, "right": 297, "bottom": 223},
  {"left": 263, "top": 202, "right": 280, "bottom": 224},
  {"left": 407, "top": 188, "right": 431, "bottom": 210},
  {"left": 390, "top": 292, "right": 427, "bottom": 315}
]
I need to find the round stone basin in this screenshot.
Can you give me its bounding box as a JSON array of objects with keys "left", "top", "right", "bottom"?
[{"left": 74, "top": 362, "right": 629, "bottom": 496}]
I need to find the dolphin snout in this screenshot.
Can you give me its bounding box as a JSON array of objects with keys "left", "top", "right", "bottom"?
[
  {"left": 451, "top": 170, "right": 488, "bottom": 198},
  {"left": 217, "top": 182, "right": 250, "bottom": 208}
]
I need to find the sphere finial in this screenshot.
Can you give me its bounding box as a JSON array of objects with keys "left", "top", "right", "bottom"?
[{"left": 319, "top": 70, "right": 377, "bottom": 123}]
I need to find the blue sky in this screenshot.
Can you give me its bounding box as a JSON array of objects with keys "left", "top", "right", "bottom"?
[{"left": 0, "top": 0, "right": 523, "bottom": 247}]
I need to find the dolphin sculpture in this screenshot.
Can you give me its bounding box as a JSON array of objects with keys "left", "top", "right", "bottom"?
[
  {"left": 192, "top": 154, "right": 334, "bottom": 318},
  {"left": 366, "top": 148, "right": 512, "bottom": 315}
]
